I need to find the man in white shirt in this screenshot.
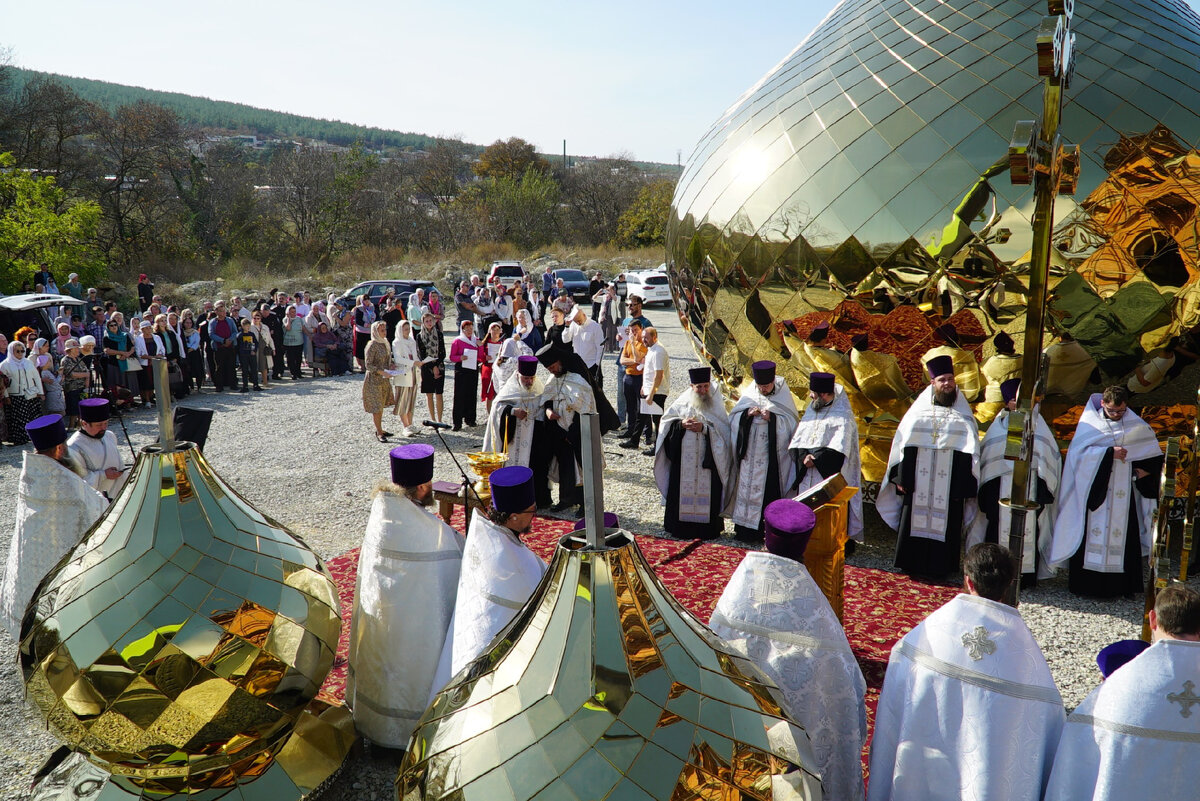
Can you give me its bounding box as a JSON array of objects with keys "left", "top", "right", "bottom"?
[
  {"left": 868, "top": 543, "right": 1064, "bottom": 801},
  {"left": 493, "top": 284, "right": 513, "bottom": 334},
  {"left": 561, "top": 304, "right": 605, "bottom": 386},
  {"left": 629, "top": 326, "right": 670, "bottom": 455},
  {"left": 66, "top": 398, "right": 125, "bottom": 498},
  {"left": 1043, "top": 584, "right": 1200, "bottom": 801}
]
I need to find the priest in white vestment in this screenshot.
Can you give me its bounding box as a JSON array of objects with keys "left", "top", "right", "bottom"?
[
  {"left": 788, "top": 372, "right": 863, "bottom": 542},
  {"left": 66, "top": 397, "right": 126, "bottom": 498},
  {"left": 1049, "top": 386, "right": 1163, "bottom": 597},
  {"left": 348, "top": 443, "right": 464, "bottom": 749},
  {"left": 652, "top": 366, "right": 732, "bottom": 540},
  {"left": 491, "top": 332, "right": 532, "bottom": 395},
  {"left": 710, "top": 498, "right": 868, "bottom": 801},
  {"left": 868, "top": 543, "right": 1065, "bottom": 801},
  {"left": 482, "top": 356, "right": 544, "bottom": 468},
  {"left": 921, "top": 323, "right": 983, "bottom": 402},
  {"left": 728, "top": 361, "right": 799, "bottom": 542},
  {"left": 2, "top": 414, "right": 107, "bottom": 640},
  {"left": 968, "top": 379, "right": 1060, "bottom": 587},
  {"left": 432, "top": 465, "right": 547, "bottom": 696},
  {"left": 1044, "top": 584, "right": 1200, "bottom": 800},
  {"left": 877, "top": 355, "right": 980, "bottom": 578}
]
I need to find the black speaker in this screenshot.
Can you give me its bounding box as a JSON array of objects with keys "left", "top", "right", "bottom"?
[{"left": 172, "top": 407, "right": 214, "bottom": 451}]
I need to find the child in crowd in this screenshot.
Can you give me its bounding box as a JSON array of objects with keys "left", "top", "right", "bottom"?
[{"left": 38, "top": 354, "right": 66, "bottom": 414}]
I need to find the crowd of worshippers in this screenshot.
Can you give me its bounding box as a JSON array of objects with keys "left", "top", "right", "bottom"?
[{"left": 344, "top": 446, "right": 1200, "bottom": 801}]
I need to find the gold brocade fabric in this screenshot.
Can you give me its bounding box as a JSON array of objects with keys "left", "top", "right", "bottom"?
[
  {"left": 21, "top": 444, "right": 353, "bottom": 799},
  {"left": 850, "top": 349, "right": 913, "bottom": 418},
  {"left": 398, "top": 532, "right": 823, "bottom": 801}
]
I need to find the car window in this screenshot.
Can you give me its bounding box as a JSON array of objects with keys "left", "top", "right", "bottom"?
[{"left": 646, "top": 276, "right": 669, "bottom": 286}]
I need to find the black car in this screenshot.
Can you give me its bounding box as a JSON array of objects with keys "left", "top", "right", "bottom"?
[
  {"left": 336, "top": 279, "right": 438, "bottom": 311},
  {"left": 549, "top": 269, "right": 592, "bottom": 304}
]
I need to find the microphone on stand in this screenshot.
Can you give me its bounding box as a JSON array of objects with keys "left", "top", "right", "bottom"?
[{"left": 423, "top": 420, "right": 453, "bottom": 430}]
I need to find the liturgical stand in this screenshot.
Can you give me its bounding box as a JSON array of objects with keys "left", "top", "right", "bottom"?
[{"left": 802, "top": 485, "right": 858, "bottom": 622}]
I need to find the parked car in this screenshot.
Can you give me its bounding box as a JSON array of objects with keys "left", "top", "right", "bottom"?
[
  {"left": 335, "top": 279, "right": 437, "bottom": 312},
  {"left": 625, "top": 269, "right": 672, "bottom": 306},
  {"left": 487, "top": 260, "right": 527, "bottom": 287},
  {"left": 549, "top": 269, "right": 592, "bottom": 304},
  {"left": 0, "top": 293, "right": 87, "bottom": 340}
]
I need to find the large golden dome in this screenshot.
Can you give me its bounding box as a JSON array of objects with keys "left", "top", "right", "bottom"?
[{"left": 668, "top": 0, "right": 1200, "bottom": 400}]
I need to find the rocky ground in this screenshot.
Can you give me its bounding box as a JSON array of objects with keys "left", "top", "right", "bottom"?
[{"left": 0, "top": 302, "right": 1192, "bottom": 800}]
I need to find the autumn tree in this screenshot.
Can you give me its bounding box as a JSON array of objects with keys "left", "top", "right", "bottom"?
[
  {"left": 558, "top": 155, "right": 643, "bottom": 246},
  {"left": 0, "top": 151, "right": 104, "bottom": 293},
  {"left": 613, "top": 179, "right": 675, "bottom": 248},
  {"left": 473, "top": 137, "right": 549, "bottom": 182}
]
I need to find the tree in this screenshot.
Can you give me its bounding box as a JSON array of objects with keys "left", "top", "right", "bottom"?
[
  {"left": 473, "top": 137, "right": 549, "bottom": 182},
  {"left": 559, "top": 155, "right": 643, "bottom": 246},
  {"left": 0, "top": 151, "right": 104, "bottom": 293},
  {"left": 466, "top": 167, "right": 560, "bottom": 250},
  {"left": 613, "top": 179, "right": 675, "bottom": 248}
]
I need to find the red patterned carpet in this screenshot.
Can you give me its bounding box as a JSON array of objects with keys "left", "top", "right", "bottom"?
[{"left": 320, "top": 511, "right": 960, "bottom": 779}]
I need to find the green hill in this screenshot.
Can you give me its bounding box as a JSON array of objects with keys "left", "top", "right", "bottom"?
[{"left": 8, "top": 67, "right": 444, "bottom": 151}]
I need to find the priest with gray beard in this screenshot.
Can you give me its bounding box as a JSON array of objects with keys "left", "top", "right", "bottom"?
[
  {"left": 652, "top": 366, "right": 732, "bottom": 540},
  {"left": 728, "top": 361, "right": 800, "bottom": 542},
  {"left": 788, "top": 371, "right": 863, "bottom": 543},
  {"left": 877, "top": 355, "right": 979, "bottom": 578}
]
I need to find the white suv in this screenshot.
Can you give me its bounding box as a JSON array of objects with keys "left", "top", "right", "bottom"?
[
  {"left": 487, "top": 261, "right": 527, "bottom": 287},
  {"left": 625, "top": 269, "right": 671, "bottom": 306}
]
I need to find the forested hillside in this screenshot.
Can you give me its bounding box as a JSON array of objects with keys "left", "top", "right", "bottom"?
[{"left": 8, "top": 67, "right": 442, "bottom": 150}]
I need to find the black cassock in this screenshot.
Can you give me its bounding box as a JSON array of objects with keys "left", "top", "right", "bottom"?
[
  {"left": 661, "top": 420, "right": 724, "bottom": 540},
  {"left": 1067, "top": 449, "right": 1163, "bottom": 598},
  {"left": 978, "top": 475, "right": 1054, "bottom": 589},
  {"left": 889, "top": 446, "right": 977, "bottom": 579},
  {"left": 792, "top": 447, "right": 845, "bottom": 490}
]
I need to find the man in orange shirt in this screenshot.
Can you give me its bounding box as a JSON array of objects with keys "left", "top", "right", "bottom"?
[{"left": 618, "top": 320, "right": 647, "bottom": 446}]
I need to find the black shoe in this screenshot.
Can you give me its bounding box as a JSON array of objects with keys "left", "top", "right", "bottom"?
[
  {"left": 549, "top": 500, "right": 571, "bottom": 512},
  {"left": 641, "top": 448, "right": 655, "bottom": 456},
  {"left": 375, "top": 432, "right": 390, "bottom": 442},
  {"left": 452, "top": 425, "right": 462, "bottom": 432},
  {"left": 253, "top": 385, "right": 263, "bottom": 391},
  {"left": 381, "top": 430, "right": 394, "bottom": 438},
  {"left": 618, "top": 439, "right": 639, "bottom": 449}
]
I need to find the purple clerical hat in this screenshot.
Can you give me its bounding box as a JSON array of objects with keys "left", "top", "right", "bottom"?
[
  {"left": 926, "top": 355, "right": 954, "bottom": 379},
  {"left": 390, "top": 443, "right": 435, "bottom": 487},
  {"left": 490, "top": 465, "right": 536, "bottom": 512},
  {"left": 752, "top": 360, "right": 776, "bottom": 385},
  {"left": 78, "top": 397, "right": 111, "bottom": 423},
  {"left": 517, "top": 355, "right": 538, "bottom": 376},
  {"left": 688, "top": 366, "right": 711, "bottom": 384},
  {"left": 1096, "top": 639, "right": 1149, "bottom": 678},
  {"left": 26, "top": 414, "right": 67, "bottom": 452},
  {"left": 1000, "top": 378, "right": 1021, "bottom": 404},
  {"left": 810, "top": 372, "right": 835, "bottom": 395},
  {"left": 573, "top": 512, "right": 619, "bottom": 531},
  {"left": 763, "top": 498, "right": 817, "bottom": 562}
]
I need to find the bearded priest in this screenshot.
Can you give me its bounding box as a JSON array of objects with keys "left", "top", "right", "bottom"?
[
  {"left": 652, "top": 366, "right": 732, "bottom": 541},
  {"left": 787, "top": 371, "right": 863, "bottom": 543},
  {"left": 727, "top": 361, "right": 800, "bottom": 542},
  {"left": 482, "top": 355, "right": 544, "bottom": 467},
  {"left": 1049, "top": 386, "right": 1163, "bottom": 597},
  {"left": 877, "top": 355, "right": 980, "bottom": 578}
]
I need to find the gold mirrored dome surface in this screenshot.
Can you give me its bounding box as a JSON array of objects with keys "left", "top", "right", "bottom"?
[
  {"left": 20, "top": 442, "right": 351, "bottom": 798},
  {"left": 398, "top": 532, "right": 822, "bottom": 801},
  {"left": 667, "top": 0, "right": 1200, "bottom": 415}
]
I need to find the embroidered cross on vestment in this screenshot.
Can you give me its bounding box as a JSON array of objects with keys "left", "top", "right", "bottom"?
[
  {"left": 961, "top": 626, "right": 996, "bottom": 661},
  {"left": 1168, "top": 680, "right": 1200, "bottom": 718}
]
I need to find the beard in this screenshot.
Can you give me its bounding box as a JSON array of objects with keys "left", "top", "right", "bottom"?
[
  {"left": 811, "top": 397, "right": 831, "bottom": 410},
  {"left": 934, "top": 388, "right": 958, "bottom": 407},
  {"left": 691, "top": 392, "right": 714, "bottom": 411}
]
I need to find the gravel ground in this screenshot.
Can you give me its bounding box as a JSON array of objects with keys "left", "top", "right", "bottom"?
[{"left": 0, "top": 303, "right": 1193, "bottom": 799}]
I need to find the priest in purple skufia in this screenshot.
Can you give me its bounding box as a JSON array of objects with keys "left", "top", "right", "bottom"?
[
  {"left": 727, "top": 361, "right": 799, "bottom": 543},
  {"left": 876, "top": 355, "right": 980, "bottom": 578}
]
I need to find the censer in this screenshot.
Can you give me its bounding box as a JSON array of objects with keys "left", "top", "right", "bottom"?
[
  {"left": 397, "top": 416, "right": 822, "bottom": 800},
  {"left": 20, "top": 360, "right": 354, "bottom": 799}
]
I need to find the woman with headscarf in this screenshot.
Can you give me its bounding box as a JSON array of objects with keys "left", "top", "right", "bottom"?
[
  {"left": 302, "top": 302, "right": 323, "bottom": 371},
  {"left": 362, "top": 320, "right": 395, "bottom": 442},
  {"left": 248, "top": 310, "right": 273, "bottom": 388},
  {"left": 353, "top": 294, "right": 376, "bottom": 373},
  {"left": 390, "top": 320, "right": 420, "bottom": 436},
  {"left": 492, "top": 328, "right": 532, "bottom": 395},
  {"left": 1, "top": 340, "right": 43, "bottom": 442},
  {"left": 479, "top": 321, "right": 505, "bottom": 413},
  {"left": 448, "top": 319, "right": 481, "bottom": 430},
  {"left": 513, "top": 308, "right": 543, "bottom": 353},
  {"left": 311, "top": 320, "right": 337, "bottom": 377},
  {"left": 282, "top": 304, "right": 305, "bottom": 379},
  {"left": 155, "top": 313, "right": 185, "bottom": 398},
  {"left": 596, "top": 283, "right": 620, "bottom": 352},
  {"left": 417, "top": 311, "right": 447, "bottom": 425},
  {"left": 133, "top": 320, "right": 164, "bottom": 405},
  {"left": 427, "top": 288, "right": 446, "bottom": 334}
]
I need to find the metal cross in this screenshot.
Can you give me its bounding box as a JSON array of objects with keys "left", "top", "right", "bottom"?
[
  {"left": 962, "top": 626, "right": 997, "bottom": 661},
  {"left": 1168, "top": 680, "right": 1200, "bottom": 718}
]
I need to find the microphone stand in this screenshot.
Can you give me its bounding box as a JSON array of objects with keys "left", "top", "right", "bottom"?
[
  {"left": 423, "top": 422, "right": 488, "bottom": 510},
  {"left": 108, "top": 396, "right": 138, "bottom": 463}
]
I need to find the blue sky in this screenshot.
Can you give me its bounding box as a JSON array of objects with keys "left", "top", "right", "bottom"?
[{"left": 3, "top": 0, "right": 830, "bottom": 163}]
